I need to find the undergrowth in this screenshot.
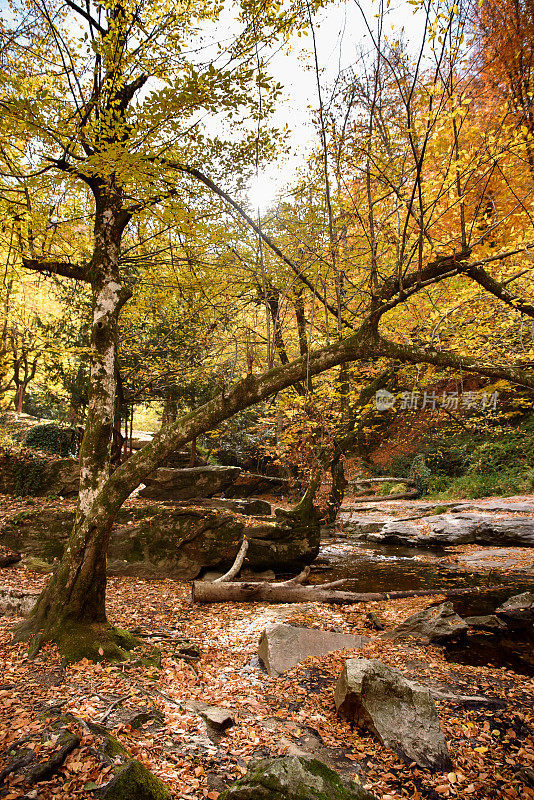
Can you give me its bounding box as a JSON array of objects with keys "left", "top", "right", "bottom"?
[{"left": 389, "top": 416, "right": 534, "bottom": 498}]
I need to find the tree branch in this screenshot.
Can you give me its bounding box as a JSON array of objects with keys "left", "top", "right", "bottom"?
[{"left": 22, "top": 258, "right": 89, "bottom": 282}]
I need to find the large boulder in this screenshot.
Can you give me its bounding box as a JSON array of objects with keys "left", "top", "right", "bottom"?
[
  {"left": 0, "top": 447, "right": 79, "bottom": 496},
  {"left": 225, "top": 472, "right": 289, "bottom": 498},
  {"left": 495, "top": 592, "right": 534, "bottom": 627},
  {"left": 0, "top": 501, "right": 320, "bottom": 579},
  {"left": 218, "top": 755, "right": 378, "bottom": 800},
  {"left": 382, "top": 602, "right": 468, "bottom": 644},
  {"left": 139, "top": 465, "right": 242, "bottom": 500},
  {"left": 335, "top": 659, "right": 452, "bottom": 771},
  {"left": 258, "top": 623, "right": 369, "bottom": 676},
  {"left": 362, "top": 514, "right": 534, "bottom": 548}
]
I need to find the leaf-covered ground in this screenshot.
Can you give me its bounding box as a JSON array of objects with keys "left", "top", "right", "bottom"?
[{"left": 0, "top": 560, "right": 533, "bottom": 800}]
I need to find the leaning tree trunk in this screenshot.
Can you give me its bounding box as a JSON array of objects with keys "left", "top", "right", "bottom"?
[{"left": 14, "top": 193, "right": 136, "bottom": 661}]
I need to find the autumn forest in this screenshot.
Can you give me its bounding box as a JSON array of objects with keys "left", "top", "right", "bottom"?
[{"left": 0, "top": 0, "right": 533, "bottom": 797}]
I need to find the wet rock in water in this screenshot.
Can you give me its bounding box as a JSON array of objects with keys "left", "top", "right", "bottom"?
[
  {"left": 495, "top": 592, "right": 534, "bottom": 627},
  {"left": 139, "top": 465, "right": 242, "bottom": 500},
  {"left": 382, "top": 602, "right": 468, "bottom": 644},
  {"left": 0, "top": 586, "right": 38, "bottom": 616},
  {"left": 464, "top": 614, "right": 508, "bottom": 633},
  {"left": 428, "top": 516, "right": 534, "bottom": 547},
  {"left": 218, "top": 755, "right": 378, "bottom": 800},
  {"left": 335, "top": 658, "right": 452, "bottom": 771},
  {"left": 258, "top": 623, "right": 369, "bottom": 676}
]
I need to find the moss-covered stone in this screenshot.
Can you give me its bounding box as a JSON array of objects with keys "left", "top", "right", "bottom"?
[
  {"left": 92, "top": 758, "right": 173, "bottom": 799},
  {"left": 218, "top": 756, "right": 378, "bottom": 800},
  {"left": 1, "top": 501, "right": 319, "bottom": 578}
]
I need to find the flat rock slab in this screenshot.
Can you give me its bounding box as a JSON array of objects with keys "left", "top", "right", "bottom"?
[
  {"left": 258, "top": 623, "right": 369, "bottom": 676},
  {"left": 139, "top": 466, "right": 242, "bottom": 500},
  {"left": 364, "top": 514, "right": 534, "bottom": 548},
  {"left": 335, "top": 658, "right": 452, "bottom": 772}
]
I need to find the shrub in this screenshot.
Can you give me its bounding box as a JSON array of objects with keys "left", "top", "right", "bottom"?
[{"left": 25, "top": 423, "right": 79, "bottom": 457}]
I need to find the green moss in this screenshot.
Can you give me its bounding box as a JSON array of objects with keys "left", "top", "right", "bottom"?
[
  {"left": 53, "top": 622, "right": 141, "bottom": 663},
  {"left": 218, "top": 756, "right": 377, "bottom": 800},
  {"left": 92, "top": 759, "right": 173, "bottom": 799}
]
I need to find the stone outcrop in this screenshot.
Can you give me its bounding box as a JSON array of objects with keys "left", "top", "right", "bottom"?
[
  {"left": 335, "top": 658, "right": 452, "bottom": 771},
  {"left": 464, "top": 614, "right": 508, "bottom": 632},
  {"left": 218, "top": 755, "right": 378, "bottom": 800},
  {"left": 224, "top": 472, "right": 288, "bottom": 498},
  {"left": 0, "top": 501, "right": 320, "bottom": 579},
  {"left": 258, "top": 623, "right": 369, "bottom": 676},
  {"left": 382, "top": 602, "right": 468, "bottom": 643},
  {"left": 0, "top": 447, "right": 79, "bottom": 497},
  {"left": 360, "top": 513, "right": 534, "bottom": 548},
  {"left": 139, "top": 465, "right": 242, "bottom": 500},
  {"left": 495, "top": 592, "right": 534, "bottom": 627}
]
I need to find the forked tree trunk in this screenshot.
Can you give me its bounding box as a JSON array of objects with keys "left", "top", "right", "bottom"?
[{"left": 14, "top": 193, "right": 135, "bottom": 661}]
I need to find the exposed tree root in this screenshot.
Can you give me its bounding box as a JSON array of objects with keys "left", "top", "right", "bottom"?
[{"left": 13, "top": 617, "right": 140, "bottom": 663}]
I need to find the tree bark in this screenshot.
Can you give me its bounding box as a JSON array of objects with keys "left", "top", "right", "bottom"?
[
  {"left": 14, "top": 190, "right": 135, "bottom": 661},
  {"left": 192, "top": 580, "right": 502, "bottom": 605}
]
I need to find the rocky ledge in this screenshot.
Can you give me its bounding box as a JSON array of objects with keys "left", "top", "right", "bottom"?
[
  {"left": 0, "top": 500, "right": 320, "bottom": 579},
  {"left": 348, "top": 512, "right": 534, "bottom": 547}
]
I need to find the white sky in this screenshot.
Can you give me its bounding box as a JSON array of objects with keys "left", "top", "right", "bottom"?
[{"left": 247, "top": 0, "right": 423, "bottom": 211}]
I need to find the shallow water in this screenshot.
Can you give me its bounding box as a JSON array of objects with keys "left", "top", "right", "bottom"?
[{"left": 312, "top": 532, "right": 534, "bottom": 674}]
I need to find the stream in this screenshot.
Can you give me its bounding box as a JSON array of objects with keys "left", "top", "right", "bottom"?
[{"left": 307, "top": 520, "right": 534, "bottom": 675}]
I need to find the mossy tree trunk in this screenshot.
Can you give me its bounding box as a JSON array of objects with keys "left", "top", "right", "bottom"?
[{"left": 15, "top": 185, "right": 135, "bottom": 660}]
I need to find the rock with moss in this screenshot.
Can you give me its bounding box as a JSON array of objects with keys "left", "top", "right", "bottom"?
[
  {"left": 0, "top": 501, "right": 320, "bottom": 579},
  {"left": 92, "top": 758, "right": 173, "bottom": 799},
  {"left": 0, "top": 446, "right": 79, "bottom": 496},
  {"left": 218, "top": 756, "right": 377, "bottom": 800}
]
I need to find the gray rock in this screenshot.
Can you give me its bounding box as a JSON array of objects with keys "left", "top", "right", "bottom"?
[
  {"left": 366, "top": 514, "right": 534, "bottom": 548},
  {"left": 201, "top": 707, "right": 235, "bottom": 731},
  {"left": 184, "top": 700, "right": 234, "bottom": 730},
  {"left": 495, "top": 592, "right": 534, "bottom": 626},
  {"left": 225, "top": 472, "right": 289, "bottom": 499},
  {"left": 335, "top": 658, "right": 452, "bottom": 771},
  {"left": 0, "top": 586, "right": 38, "bottom": 616},
  {"left": 382, "top": 602, "right": 468, "bottom": 643},
  {"left": 258, "top": 623, "right": 369, "bottom": 676},
  {"left": 218, "top": 755, "right": 378, "bottom": 800},
  {"left": 464, "top": 614, "right": 508, "bottom": 633},
  {"left": 213, "top": 498, "right": 272, "bottom": 516},
  {"left": 139, "top": 465, "right": 242, "bottom": 500},
  {"left": 0, "top": 450, "right": 79, "bottom": 497},
  {"left": 0, "top": 502, "right": 320, "bottom": 579}
]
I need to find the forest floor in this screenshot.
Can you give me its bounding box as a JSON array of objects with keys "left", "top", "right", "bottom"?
[{"left": 0, "top": 559, "right": 533, "bottom": 800}]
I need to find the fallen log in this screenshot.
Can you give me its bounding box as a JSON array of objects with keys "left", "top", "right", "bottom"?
[{"left": 192, "top": 579, "right": 503, "bottom": 605}]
